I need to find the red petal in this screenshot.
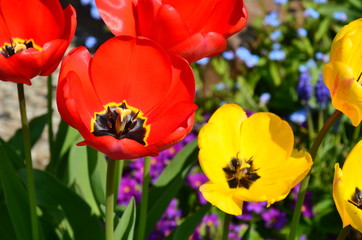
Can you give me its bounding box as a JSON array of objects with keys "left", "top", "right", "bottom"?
[
  {"left": 95, "top": 0, "right": 136, "bottom": 36},
  {"left": 0, "top": 55, "right": 31, "bottom": 84},
  {"left": 0, "top": 0, "right": 66, "bottom": 45},
  {"left": 90, "top": 36, "right": 172, "bottom": 113}
]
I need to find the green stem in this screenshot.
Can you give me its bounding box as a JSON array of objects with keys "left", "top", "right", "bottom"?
[
  {"left": 47, "top": 75, "right": 54, "bottom": 161},
  {"left": 137, "top": 156, "right": 151, "bottom": 240},
  {"left": 336, "top": 225, "right": 352, "bottom": 240},
  {"left": 17, "top": 83, "right": 39, "bottom": 240},
  {"left": 113, "top": 160, "right": 124, "bottom": 206},
  {"left": 288, "top": 110, "right": 342, "bottom": 240},
  {"left": 221, "top": 213, "right": 232, "bottom": 240},
  {"left": 105, "top": 158, "right": 117, "bottom": 240}
]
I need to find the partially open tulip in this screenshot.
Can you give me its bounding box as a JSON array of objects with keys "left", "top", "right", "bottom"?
[
  {"left": 198, "top": 104, "right": 312, "bottom": 215},
  {"left": 323, "top": 18, "right": 362, "bottom": 126},
  {"left": 0, "top": 0, "right": 76, "bottom": 85},
  {"left": 96, "top": 0, "right": 248, "bottom": 63},
  {"left": 333, "top": 140, "right": 362, "bottom": 233},
  {"left": 57, "top": 36, "right": 197, "bottom": 160}
]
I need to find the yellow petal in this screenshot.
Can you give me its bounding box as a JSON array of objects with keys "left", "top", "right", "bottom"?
[
  {"left": 323, "top": 61, "right": 362, "bottom": 126},
  {"left": 345, "top": 199, "right": 362, "bottom": 232},
  {"left": 198, "top": 104, "right": 247, "bottom": 183},
  {"left": 239, "top": 112, "right": 294, "bottom": 170},
  {"left": 341, "top": 141, "right": 362, "bottom": 198},
  {"left": 333, "top": 163, "right": 351, "bottom": 228},
  {"left": 200, "top": 181, "right": 244, "bottom": 215}
]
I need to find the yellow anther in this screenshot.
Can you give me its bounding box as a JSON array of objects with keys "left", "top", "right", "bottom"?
[
  {"left": 14, "top": 42, "right": 26, "bottom": 53},
  {"left": 115, "top": 108, "right": 132, "bottom": 134}
]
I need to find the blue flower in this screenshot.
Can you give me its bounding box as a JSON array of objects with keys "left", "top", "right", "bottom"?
[
  {"left": 313, "top": 0, "right": 327, "bottom": 3},
  {"left": 264, "top": 11, "right": 281, "bottom": 27},
  {"left": 196, "top": 57, "right": 210, "bottom": 65},
  {"left": 297, "top": 28, "right": 308, "bottom": 37},
  {"left": 306, "top": 59, "right": 317, "bottom": 69},
  {"left": 270, "top": 30, "right": 282, "bottom": 41},
  {"left": 315, "top": 52, "right": 329, "bottom": 62},
  {"left": 236, "top": 47, "right": 259, "bottom": 68},
  {"left": 290, "top": 109, "right": 307, "bottom": 124},
  {"left": 259, "top": 93, "right": 271, "bottom": 105},
  {"left": 333, "top": 11, "right": 347, "bottom": 22},
  {"left": 297, "top": 71, "right": 312, "bottom": 102},
  {"left": 315, "top": 74, "right": 330, "bottom": 108},
  {"left": 222, "top": 50, "right": 235, "bottom": 60},
  {"left": 304, "top": 8, "right": 320, "bottom": 19},
  {"left": 85, "top": 36, "right": 97, "bottom": 49},
  {"left": 274, "top": 0, "right": 288, "bottom": 4},
  {"left": 269, "top": 49, "right": 286, "bottom": 61}
]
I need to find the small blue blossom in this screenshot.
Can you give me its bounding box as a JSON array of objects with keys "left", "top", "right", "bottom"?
[
  {"left": 259, "top": 93, "right": 271, "bottom": 105},
  {"left": 297, "top": 71, "right": 312, "bottom": 102},
  {"left": 306, "top": 59, "right": 317, "bottom": 69},
  {"left": 270, "top": 30, "right": 282, "bottom": 41},
  {"left": 272, "top": 43, "right": 281, "bottom": 50},
  {"left": 313, "top": 0, "right": 327, "bottom": 3},
  {"left": 236, "top": 47, "right": 259, "bottom": 68},
  {"left": 215, "top": 83, "right": 226, "bottom": 91},
  {"left": 333, "top": 11, "right": 347, "bottom": 22},
  {"left": 297, "top": 28, "right": 308, "bottom": 37},
  {"left": 274, "top": 0, "right": 288, "bottom": 4},
  {"left": 304, "top": 8, "right": 320, "bottom": 19},
  {"left": 264, "top": 11, "right": 281, "bottom": 27},
  {"left": 298, "top": 65, "right": 307, "bottom": 73},
  {"left": 196, "top": 57, "right": 210, "bottom": 65},
  {"left": 315, "top": 52, "right": 329, "bottom": 62},
  {"left": 90, "top": 5, "right": 101, "bottom": 19},
  {"left": 222, "top": 50, "right": 235, "bottom": 61},
  {"left": 85, "top": 36, "right": 97, "bottom": 49},
  {"left": 269, "top": 49, "right": 286, "bottom": 61},
  {"left": 290, "top": 109, "right": 307, "bottom": 124}
]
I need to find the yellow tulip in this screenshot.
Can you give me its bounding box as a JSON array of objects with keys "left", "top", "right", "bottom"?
[
  {"left": 333, "top": 140, "right": 362, "bottom": 232},
  {"left": 198, "top": 104, "right": 313, "bottom": 215},
  {"left": 323, "top": 18, "right": 362, "bottom": 126}
]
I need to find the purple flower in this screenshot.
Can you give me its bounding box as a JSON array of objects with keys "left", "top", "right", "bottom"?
[
  {"left": 118, "top": 176, "right": 141, "bottom": 206},
  {"left": 315, "top": 74, "right": 330, "bottom": 108},
  {"left": 297, "top": 71, "right": 312, "bottom": 102},
  {"left": 261, "top": 208, "right": 287, "bottom": 230},
  {"left": 228, "top": 223, "right": 247, "bottom": 240},
  {"left": 291, "top": 184, "right": 314, "bottom": 218},
  {"left": 236, "top": 201, "right": 267, "bottom": 221}
]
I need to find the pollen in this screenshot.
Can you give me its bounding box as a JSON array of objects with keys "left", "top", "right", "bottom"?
[
  {"left": 91, "top": 101, "right": 150, "bottom": 146},
  {"left": 223, "top": 156, "right": 260, "bottom": 189},
  {"left": 1, "top": 38, "right": 42, "bottom": 58}
]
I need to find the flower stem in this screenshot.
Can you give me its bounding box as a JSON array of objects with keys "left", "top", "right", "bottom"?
[
  {"left": 105, "top": 157, "right": 117, "bottom": 240},
  {"left": 17, "top": 83, "right": 39, "bottom": 240},
  {"left": 288, "top": 110, "right": 342, "bottom": 240},
  {"left": 221, "top": 212, "right": 231, "bottom": 240},
  {"left": 113, "top": 160, "right": 124, "bottom": 206},
  {"left": 336, "top": 225, "right": 352, "bottom": 240},
  {"left": 47, "top": 74, "right": 54, "bottom": 161},
  {"left": 137, "top": 156, "right": 151, "bottom": 240}
]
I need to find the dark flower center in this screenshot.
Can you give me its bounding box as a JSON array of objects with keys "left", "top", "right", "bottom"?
[
  {"left": 223, "top": 155, "right": 260, "bottom": 189},
  {"left": 1, "top": 38, "right": 42, "bottom": 58},
  {"left": 91, "top": 101, "right": 150, "bottom": 146},
  {"left": 348, "top": 187, "right": 362, "bottom": 209}
]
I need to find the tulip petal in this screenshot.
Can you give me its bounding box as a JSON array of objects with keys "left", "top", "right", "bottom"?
[
  {"left": 200, "top": 181, "right": 244, "bottom": 215},
  {"left": 198, "top": 104, "right": 247, "bottom": 184},
  {"left": 239, "top": 112, "right": 294, "bottom": 170}
]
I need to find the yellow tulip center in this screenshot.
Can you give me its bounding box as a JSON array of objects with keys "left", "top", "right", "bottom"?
[
  {"left": 222, "top": 156, "right": 260, "bottom": 189},
  {"left": 1, "top": 38, "right": 42, "bottom": 58},
  {"left": 91, "top": 101, "right": 150, "bottom": 145},
  {"left": 348, "top": 187, "right": 362, "bottom": 209}
]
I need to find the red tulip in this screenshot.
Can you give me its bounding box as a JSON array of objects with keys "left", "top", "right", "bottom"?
[
  {"left": 57, "top": 36, "right": 197, "bottom": 160},
  {"left": 96, "top": 0, "right": 248, "bottom": 63},
  {"left": 0, "top": 0, "right": 77, "bottom": 85}
]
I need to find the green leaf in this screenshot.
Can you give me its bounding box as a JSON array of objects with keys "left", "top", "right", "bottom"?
[
  {"left": 0, "top": 202, "right": 17, "bottom": 240},
  {"left": 0, "top": 137, "right": 24, "bottom": 169},
  {"left": 87, "top": 146, "right": 107, "bottom": 207},
  {"left": 114, "top": 198, "right": 136, "bottom": 240},
  {"left": 269, "top": 62, "right": 281, "bottom": 87},
  {"left": 67, "top": 144, "right": 100, "bottom": 215},
  {"left": 172, "top": 204, "right": 211, "bottom": 240},
  {"left": 19, "top": 169, "right": 105, "bottom": 240},
  {"left": 145, "top": 141, "right": 198, "bottom": 237},
  {"left": 8, "top": 114, "right": 47, "bottom": 158},
  {"left": 314, "top": 18, "right": 331, "bottom": 43},
  {"left": 0, "top": 144, "right": 32, "bottom": 240}
]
